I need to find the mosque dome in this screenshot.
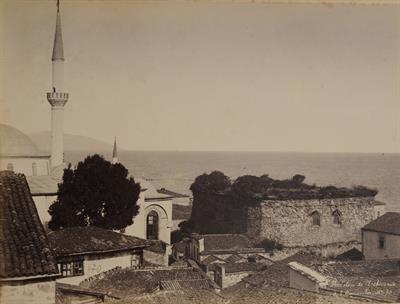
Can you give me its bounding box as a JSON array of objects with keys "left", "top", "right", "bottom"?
[{"left": 0, "top": 124, "right": 45, "bottom": 157}]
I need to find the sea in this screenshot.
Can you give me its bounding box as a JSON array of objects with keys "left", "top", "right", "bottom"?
[{"left": 65, "top": 151, "right": 400, "bottom": 212}]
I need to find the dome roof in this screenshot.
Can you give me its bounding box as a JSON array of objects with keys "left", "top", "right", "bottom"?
[{"left": 0, "top": 124, "right": 47, "bottom": 157}]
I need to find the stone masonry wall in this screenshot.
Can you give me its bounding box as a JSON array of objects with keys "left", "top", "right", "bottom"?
[{"left": 247, "top": 197, "right": 375, "bottom": 247}]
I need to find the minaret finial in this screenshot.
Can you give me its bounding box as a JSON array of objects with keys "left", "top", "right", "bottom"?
[
  {"left": 52, "top": 0, "right": 64, "bottom": 61},
  {"left": 112, "top": 137, "right": 119, "bottom": 164}
]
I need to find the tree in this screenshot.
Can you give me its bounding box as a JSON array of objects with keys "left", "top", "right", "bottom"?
[
  {"left": 48, "top": 154, "right": 141, "bottom": 231},
  {"left": 190, "top": 171, "right": 231, "bottom": 194}
]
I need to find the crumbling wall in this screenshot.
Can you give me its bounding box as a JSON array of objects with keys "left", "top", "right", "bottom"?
[{"left": 248, "top": 197, "right": 375, "bottom": 247}]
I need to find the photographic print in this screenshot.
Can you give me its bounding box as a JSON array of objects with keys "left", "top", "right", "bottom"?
[{"left": 0, "top": 0, "right": 400, "bottom": 303}]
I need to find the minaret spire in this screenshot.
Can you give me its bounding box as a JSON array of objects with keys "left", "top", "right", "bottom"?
[
  {"left": 112, "top": 137, "right": 119, "bottom": 164},
  {"left": 47, "top": 0, "right": 69, "bottom": 168}
]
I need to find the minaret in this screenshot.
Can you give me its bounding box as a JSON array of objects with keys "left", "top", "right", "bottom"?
[
  {"left": 47, "top": 0, "right": 68, "bottom": 168},
  {"left": 112, "top": 137, "right": 119, "bottom": 164}
]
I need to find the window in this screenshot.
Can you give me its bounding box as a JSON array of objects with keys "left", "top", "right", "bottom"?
[
  {"left": 131, "top": 253, "right": 141, "bottom": 269},
  {"left": 311, "top": 211, "right": 321, "bottom": 226},
  {"left": 32, "top": 163, "right": 37, "bottom": 176},
  {"left": 248, "top": 256, "right": 256, "bottom": 263},
  {"left": 6, "top": 163, "right": 13, "bottom": 171},
  {"left": 332, "top": 209, "right": 342, "bottom": 225},
  {"left": 378, "top": 235, "right": 385, "bottom": 249},
  {"left": 60, "top": 260, "right": 84, "bottom": 277},
  {"left": 146, "top": 211, "right": 159, "bottom": 240}
]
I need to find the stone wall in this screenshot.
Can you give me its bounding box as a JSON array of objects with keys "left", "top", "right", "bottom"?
[
  {"left": 144, "top": 249, "right": 169, "bottom": 266},
  {"left": 0, "top": 278, "right": 56, "bottom": 304},
  {"left": 248, "top": 197, "right": 376, "bottom": 247}
]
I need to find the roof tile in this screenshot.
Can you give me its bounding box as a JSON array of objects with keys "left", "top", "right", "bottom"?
[{"left": 0, "top": 171, "right": 58, "bottom": 278}]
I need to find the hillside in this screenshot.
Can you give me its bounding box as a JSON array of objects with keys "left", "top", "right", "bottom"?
[{"left": 29, "top": 131, "right": 114, "bottom": 152}]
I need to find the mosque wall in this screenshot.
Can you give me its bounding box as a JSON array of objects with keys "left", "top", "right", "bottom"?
[{"left": 0, "top": 157, "right": 50, "bottom": 176}]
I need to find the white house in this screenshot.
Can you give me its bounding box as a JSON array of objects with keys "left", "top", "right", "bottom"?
[{"left": 362, "top": 212, "right": 400, "bottom": 260}]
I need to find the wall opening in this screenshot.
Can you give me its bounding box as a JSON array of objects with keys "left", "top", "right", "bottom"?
[{"left": 146, "top": 211, "right": 159, "bottom": 240}]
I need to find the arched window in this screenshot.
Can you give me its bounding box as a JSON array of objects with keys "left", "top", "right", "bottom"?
[
  {"left": 332, "top": 209, "right": 342, "bottom": 225},
  {"left": 146, "top": 211, "right": 159, "bottom": 240},
  {"left": 6, "top": 163, "right": 14, "bottom": 171},
  {"left": 311, "top": 211, "right": 321, "bottom": 226},
  {"left": 32, "top": 163, "right": 37, "bottom": 176}
]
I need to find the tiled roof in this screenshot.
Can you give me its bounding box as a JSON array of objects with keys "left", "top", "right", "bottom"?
[
  {"left": 160, "top": 279, "right": 211, "bottom": 290},
  {"left": 335, "top": 248, "right": 363, "bottom": 261},
  {"left": 225, "top": 254, "right": 248, "bottom": 263},
  {"left": 47, "top": 226, "right": 149, "bottom": 257},
  {"left": 137, "top": 178, "right": 172, "bottom": 201},
  {"left": 201, "top": 255, "right": 225, "bottom": 266},
  {"left": 157, "top": 188, "right": 190, "bottom": 198},
  {"left": 362, "top": 212, "right": 400, "bottom": 235},
  {"left": 310, "top": 260, "right": 400, "bottom": 300},
  {"left": 85, "top": 267, "right": 205, "bottom": 298},
  {"left": 222, "top": 262, "right": 266, "bottom": 273},
  {"left": 0, "top": 171, "right": 58, "bottom": 278}
]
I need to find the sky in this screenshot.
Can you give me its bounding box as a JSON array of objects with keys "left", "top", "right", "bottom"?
[{"left": 1, "top": 0, "right": 399, "bottom": 152}]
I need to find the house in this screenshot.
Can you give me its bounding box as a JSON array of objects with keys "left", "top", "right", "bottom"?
[
  {"left": 188, "top": 234, "right": 266, "bottom": 263},
  {"left": 0, "top": 171, "right": 59, "bottom": 304},
  {"left": 187, "top": 234, "right": 268, "bottom": 278},
  {"left": 213, "top": 262, "right": 266, "bottom": 289},
  {"left": 288, "top": 259, "right": 400, "bottom": 302},
  {"left": 47, "top": 226, "right": 149, "bottom": 285},
  {"left": 143, "top": 240, "right": 169, "bottom": 266},
  {"left": 362, "top": 212, "right": 400, "bottom": 260}
]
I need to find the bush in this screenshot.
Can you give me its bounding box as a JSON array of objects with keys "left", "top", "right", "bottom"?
[{"left": 256, "top": 239, "right": 284, "bottom": 253}]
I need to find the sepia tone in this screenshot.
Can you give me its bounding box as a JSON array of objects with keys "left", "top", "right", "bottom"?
[{"left": 0, "top": 0, "right": 400, "bottom": 303}]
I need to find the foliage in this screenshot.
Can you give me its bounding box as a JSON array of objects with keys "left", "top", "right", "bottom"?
[
  {"left": 190, "top": 171, "right": 231, "bottom": 194},
  {"left": 48, "top": 154, "right": 141, "bottom": 231},
  {"left": 255, "top": 239, "right": 284, "bottom": 253}
]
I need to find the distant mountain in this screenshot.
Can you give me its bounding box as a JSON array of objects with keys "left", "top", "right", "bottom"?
[{"left": 29, "top": 131, "right": 114, "bottom": 152}]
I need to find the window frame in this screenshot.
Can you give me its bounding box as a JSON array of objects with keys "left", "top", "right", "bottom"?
[
  {"left": 311, "top": 211, "right": 321, "bottom": 226},
  {"left": 59, "top": 260, "right": 84, "bottom": 277},
  {"left": 332, "top": 209, "right": 342, "bottom": 225},
  {"left": 378, "top": 235, "right": 385, "bottom": 249}
]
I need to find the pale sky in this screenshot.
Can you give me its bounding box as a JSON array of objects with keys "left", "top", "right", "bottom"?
[{"left": 1, "top": 0, "right": 399, "bottom": 152}]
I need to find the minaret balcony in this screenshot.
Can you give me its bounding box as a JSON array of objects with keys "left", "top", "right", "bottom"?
[{"left": 47, "top": 92, "right": 69, "bottom": 107}]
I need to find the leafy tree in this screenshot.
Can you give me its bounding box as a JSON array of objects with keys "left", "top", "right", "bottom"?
[
  {"left": 292, "top": 174, "right": 306, "bottom": 185},
  {"left": 48, "top": 154, "right": 141, "bottom": 231},
  {"left": 190, "top": 171, "right": 231, "bottom": 194},
  {"left": 232, "top": 175, "right": 273, "bottom": 195}
]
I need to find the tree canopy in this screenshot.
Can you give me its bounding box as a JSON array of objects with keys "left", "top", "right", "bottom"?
[{"left": 48, "top": 154, "right": 141, "bottom": 231}]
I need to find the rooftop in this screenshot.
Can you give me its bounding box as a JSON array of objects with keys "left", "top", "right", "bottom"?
[
  {"left": 0, "top": 124, "right": 48, "bottom": 158},
  {"left": 308, "top": 259, "right": 400, "bottom": 300},
  {"left": 157, "top": 188, "right": 190, "bottom": 198},
  {"left": 220, "top": 262, "right": 266, "bottom": 273},
  {"left": 0, "top": 171, "right": 58, "bottom": 279},
  {"left": 47, "top": 226, "right": 149, "bottom": 257},
  {"left": 137, "top": 178, "right": 173, "bottom": 201},
  {"left": 84, "top": 267, "right": 207, "bottom": 298},
  {"left": 362, "top": 212, "right": 400, "bottom": 235},
  {"left": 193, "top": 234, "right": 257, "bottom": 253}
]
